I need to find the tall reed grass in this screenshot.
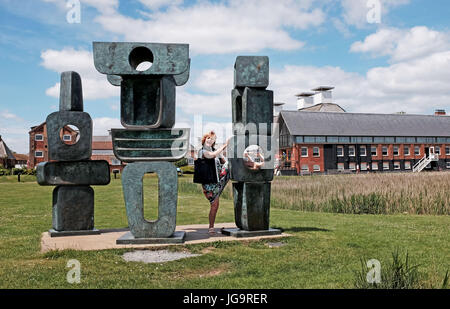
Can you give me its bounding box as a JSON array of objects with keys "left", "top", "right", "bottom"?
[{"left": 270, "top": 172, "right": 450, "bottom": 215}]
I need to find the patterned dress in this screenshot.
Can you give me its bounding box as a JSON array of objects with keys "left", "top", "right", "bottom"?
[{"left": 198, "top": 146, "right": 230, "bottom": 204}]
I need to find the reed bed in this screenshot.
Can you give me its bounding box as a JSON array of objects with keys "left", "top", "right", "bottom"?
[{"left": 270, "top": 172, "right": 450, "bottom": 215}]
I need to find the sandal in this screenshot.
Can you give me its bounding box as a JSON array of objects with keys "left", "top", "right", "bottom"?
[{"left": 208, "top": 228, "right": 217, "bottom": 236}]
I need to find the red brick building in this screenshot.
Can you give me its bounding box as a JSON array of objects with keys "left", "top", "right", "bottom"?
[{"left": 28, "top": 123, "right": 126, "bottom": 172}]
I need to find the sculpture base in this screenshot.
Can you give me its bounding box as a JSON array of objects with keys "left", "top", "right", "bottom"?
[
  {"left": 116, "top": 231, "right": 186, "bottom": 245},
  {"left": 49, "top": 229, "right": 101, "bottom": 238},
  {"left": 221, "top": 228, "right": 282, "bottom": 238}
]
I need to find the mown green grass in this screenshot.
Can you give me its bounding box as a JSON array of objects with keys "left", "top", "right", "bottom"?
[{"left": 0, "top": 175, "right": 448, "bottom": 289}]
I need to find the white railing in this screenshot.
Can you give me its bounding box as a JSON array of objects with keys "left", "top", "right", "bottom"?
[{"left": 413, "top": 153, "right": 439, "bottom": 172}]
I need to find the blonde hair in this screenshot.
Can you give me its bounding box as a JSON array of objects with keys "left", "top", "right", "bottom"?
[{"left": 201, "top": 131, "right": 216, "bottom": 148}]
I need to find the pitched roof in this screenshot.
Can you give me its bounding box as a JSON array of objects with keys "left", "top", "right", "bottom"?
[
  {"left": 0, "top": 137, "right": 16, "bottom": 160},
  {"left": 279, "top": 110, "right": 450, "bottom": 137},
  {"left": 298, "top": 103, "right": 346, "bottom": 113}
]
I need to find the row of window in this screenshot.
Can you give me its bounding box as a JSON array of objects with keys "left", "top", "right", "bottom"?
[
  {"left": 336, "top": 146, "right": 450, "bottom": 157},
  {"left": 301, "top": 161, "right": 450, "bottom": 172},
  {"left": 299, "top": 145, "right": 450, "bottom": 158},
  {"left": 296, "top": 136, "right": 450, "bottom": 144},
  {"left": 337, "top": 161, "right": 450, "bottom": 170},
  {"left": 35, "top": 134, "right": 72, "bottom": 142}
]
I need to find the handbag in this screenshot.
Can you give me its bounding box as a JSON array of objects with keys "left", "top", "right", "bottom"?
[{"left": 193, "top": 149, "right": 219, "bottom": 184}]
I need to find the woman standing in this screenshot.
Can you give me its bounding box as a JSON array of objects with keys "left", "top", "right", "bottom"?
[{"left": 198, "top": 131, "right": 230, "bottom": 236}]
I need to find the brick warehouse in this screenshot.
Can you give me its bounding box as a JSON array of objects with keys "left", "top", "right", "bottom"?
[
  {"left": 278, "top": 111, "right": 450, "bottom": 175},
  {"left": 276, "top": 88, "right": 450, "bottom": 175}
]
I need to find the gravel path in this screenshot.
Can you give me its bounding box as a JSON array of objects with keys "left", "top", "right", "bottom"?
[{"left": 123, "top": 250, "right": 201, "bottom": 264}]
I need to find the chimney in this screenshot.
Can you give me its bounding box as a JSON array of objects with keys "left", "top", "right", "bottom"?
[
  {"left": 311, "top": 86, "right": 334, "bottom": 105},
  {"left": 274, "top": 102, "right": 285, "bottom": 116},
  {"left": 435, "top": 109, "right": 446, "bottom": 116},
  {"left": 296, "top": 92, "right": 315, "bottom": 110}
]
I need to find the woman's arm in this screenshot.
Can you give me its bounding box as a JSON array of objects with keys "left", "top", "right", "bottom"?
[{"left": 202, "top": 139, "right": 230, "bottom": 159}]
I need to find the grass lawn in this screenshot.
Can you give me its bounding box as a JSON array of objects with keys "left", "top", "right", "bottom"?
[{"left": 0, "top": 175, "right": 448, "bottom": 289}]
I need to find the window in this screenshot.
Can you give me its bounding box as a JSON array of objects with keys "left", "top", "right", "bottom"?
[
  {"left": 406, "top": 137, "right": 416, "bottom": 143},
  {"left": 385, "top": 137, "right": 395, "bottom": 143},
  {"left": 304, "top": 136, "right": 315, "bottom": 143},
  {"left": 35, "top": 134, "right": 44, "bottom": 141},
  {"left": 111, "top": 159, "right": 121, "bottom": 166},
  {"left": 313, "top": 165, "right": 320, "bottom": 172},
  {"left": 415, "top": 146, "right": 420, "bottom": 156},
  {"left": 435, "top": 146, "right": 441, "bottom": 155},
  {"left": 437, "top": 138, "right": 446, "bottom": 143},
  {"left": 362, "top": 137, "right": 373, "bottom": 143},
  {"left": 374, "top": 137, "right": 384, "bottom": 143},
  {"left": 35, "top": 151, "right": 44, "bottom": 158},
  {"left": 313, "top": 147, "right": 320, "bottom": 157},
  {"left": 446, "top": 146, "right": 450, "bottom": 155},
  {"left": 382, "top": 146, "right": 388, "bottom": 156},
  {"left": 301, "top": 165, "right": 309, "bottom": 172},
  {"left": 296, "top": 136, "right": 303, "bottom": 143},
  {"left": 405, "top": 161, "right": 411, "bottom": 170},
  {"left": 394, "top": 162, "right": 401, "bottom": 170},
  {"left": 371, "top": 146, "right": 377, "bottom": 156},
  {"left": 360, "top": 146, "right": 367, "bottom": 157},
  {"left": 315, "top": 136, "right": 326, "bottom": 143},
  {"left": 349, "top": 163, "right": 356, "bottom": 170},
  {"left": 337, "top": 163, "right": 344, "bottom": 170},
  {"left": 349, "top": 146, "right": 355, "bottom": 157},
  {"left": 447, "top": 162, "right": 450, "bottom": 169},
  {"left": 372, "top": 162, "right": 378, "bottom": 170},
  {"left": 383, "top": 162, "right": 390, "bottom": 170},
  {"left": 361, "top": 162, "right": 367, "bottom": 171},
  {"left": 63, "top": 135, "right": 72, "bottom": 141},
  {"left": 327, "top": 136, "right": 339, "bottom": 143},
  {"left": 416, "top": 137, "right": 426, "bottom": 143},
  {"left": 396, "top": 137, "right": 406, "bottom": 143},
  {"left": 404, "top": 146, "right": 410, "bottom": 156},
  {"left": 337, "top": 146, "right": 344, "bottom": 157},
  {"left": 338, "top": 136, "right": 350, "bottom": 143},
  {"left": 393, "top": 146, "right": 399, "bottom": 156},
  {"left": 301, "top": 147, "right": 308, "bottom": 157}
]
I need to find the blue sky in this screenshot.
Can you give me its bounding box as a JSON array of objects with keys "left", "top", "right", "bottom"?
[{"left": 0, "top": 0, "right": 449, "bottom": 153}]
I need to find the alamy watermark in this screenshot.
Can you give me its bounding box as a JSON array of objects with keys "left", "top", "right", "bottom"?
[
  {"left": 66, "top": 259, "right": 81, "bottom": 284},
  {"left": 66, "top": 0, "right": 81, "bottom": 24},
  {"left": 366, "top": 259, "right": 382, "bottom": 284},
  {"left": 367, "top": 0, "right": 381, "bottom": 24}
]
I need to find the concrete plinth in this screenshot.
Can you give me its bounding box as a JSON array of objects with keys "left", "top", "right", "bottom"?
[
  {"left": 116, "top": 231, "right": 186, "bottom": 245},
  {"left": 49, "top": 229, "right": 100, "bottom": 237},
  {"left": 221, "top": 228, "right": 282, "bottom": 238}
]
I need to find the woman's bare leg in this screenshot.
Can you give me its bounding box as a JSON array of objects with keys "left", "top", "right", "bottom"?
[{"left": 209, "top": 198, "right": 220, "bottom": 229}]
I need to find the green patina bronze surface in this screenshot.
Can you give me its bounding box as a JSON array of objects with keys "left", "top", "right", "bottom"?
[
  {"left": 37, "top": 161, "right": 110, "bottom": 186},
  {"left": 232, "top": 182, "right": 271, "bottom": 231},
  {"left": 120, "top": 76, "right": 176, "bottom": 128},
  {"left": 230, "top": 56, "right": 280, "bottom": 236},
  {"left": 122, "top": 162, "right": 178, "bottom": 238},
  {"left": 52, "top": 185, "right": 94, "bottom": 232},
  {"left": 234, "top": 56, "right": 269, "bottom": 89},
  {"left": 111, "top": 128, "right": 190, "bottom": 162},
  {"left": 232, "top": 87, "right": 274, "bottom": 136},
  {"left": 59, "top": 71, "right": 83, "bottom": 112},
  {"left": 93, "top": 42, "right": 189, "bottom": 76}
]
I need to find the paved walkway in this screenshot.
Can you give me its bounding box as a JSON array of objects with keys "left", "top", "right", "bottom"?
[{"left": 40, "top": 223, "right": 290, "bottom": 253}]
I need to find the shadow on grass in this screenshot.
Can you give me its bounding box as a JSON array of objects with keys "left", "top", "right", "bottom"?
[{"left": 281, "top": 227, "right": 331, "bottom": 233}]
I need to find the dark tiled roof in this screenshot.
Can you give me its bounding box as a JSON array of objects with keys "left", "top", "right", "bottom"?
[{"left": 279, "top": 111, "right": 450, "bottom": 137}]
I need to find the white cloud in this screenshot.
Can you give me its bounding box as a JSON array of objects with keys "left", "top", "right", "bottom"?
[
  {"left": 92, "top": 117, "right": 122, "bottom": 136},
  {"left": 94, "top": 0, "right": 324, "bottom": 55},
  {"left": 351, "top": 26, "right": 450, "bottom": 62},
  {"left": 139, "top": 0, "right": 183, "bottom": 11},
  {"left": 340, "top": 0, "right": 410, "bottom": 28},
  {"left": 41, "top": 48, "right": 119, "bottom": 100}
]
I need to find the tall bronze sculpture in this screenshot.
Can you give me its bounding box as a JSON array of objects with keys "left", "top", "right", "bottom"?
[
  {"left": 223, "top": 56, "right": 282, "bottom": 237},
  {"left": 37, "top": 71, "right": 111, "bottom": 237},
  {"left": 93, "top": 42, "right": 190, "bottom": 244}
]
